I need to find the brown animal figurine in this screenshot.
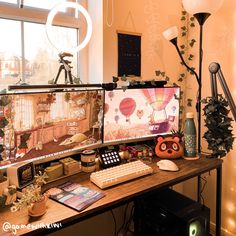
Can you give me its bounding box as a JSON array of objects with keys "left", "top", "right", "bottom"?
[{"left": 155, "top": 135, "right": 183, "bottom": 159}]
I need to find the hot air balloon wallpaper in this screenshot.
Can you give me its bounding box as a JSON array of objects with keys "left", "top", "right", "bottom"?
[
  {"left": 103, "top": 88, "right": 180, "bottom": 143},
  {"left": 119, "top": 98, "right": 136, "bottom": 123},
  {"left": 142, "top": 88, "right": 178, "bottom": 134}
]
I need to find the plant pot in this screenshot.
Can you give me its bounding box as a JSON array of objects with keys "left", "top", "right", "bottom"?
[
  {"left": 28, "top": 194, "right": 48, "bottom": 217},
  {"left": 0, "top": 177, "right": 9, "bottom": 196}
]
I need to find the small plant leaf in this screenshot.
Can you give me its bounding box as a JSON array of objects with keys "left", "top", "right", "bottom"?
[
  {"left": 121, "top": 75, "right": 127, "bottom": 81},
  {"left": 112, "top": 76, "right": 119, "bottom": 83}
]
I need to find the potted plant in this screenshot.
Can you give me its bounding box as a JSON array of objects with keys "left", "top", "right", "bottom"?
[
  {"left": 0, "top": 170, "right": 9, "bottom": 196},
  {"left": 11, "top": 171, "right": 48, "bottom": 217},
  {"left": 202, "top": 94, "right": 234, "bottom": 158}
]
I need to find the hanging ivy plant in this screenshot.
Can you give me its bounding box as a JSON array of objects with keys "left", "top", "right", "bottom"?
[
  {"left": 202, "top": 94, "right": 235, "bottom": 158},
  {"left": 154, "top": 9, "right": 196, "bottom": 130},
  {"left": 0, "top": 95, "right": 11, "bottom": 161}
]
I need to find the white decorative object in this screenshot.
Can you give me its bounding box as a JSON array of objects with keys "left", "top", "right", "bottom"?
[
  {"left": 46, "top": 2, "right": 93, "bottom": 53},
  {"left": 162, "top": 26, "right": 178, "bottom": 41},
  {"left": 182, "top": 0, "right": 224, "bottom": 15}
]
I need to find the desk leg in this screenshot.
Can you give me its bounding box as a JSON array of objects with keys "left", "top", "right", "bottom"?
[
  {"left": 216, "top": 165, "right": 222, "bottom": 236},
  {"left": 197, "top": 175, "right": 201, "bottom": 203}
]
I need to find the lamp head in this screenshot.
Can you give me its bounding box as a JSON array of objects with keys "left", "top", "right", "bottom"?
[
  {"left": 182, "top": 0, "right": 224, "bottom": 15},
  {"left": 162, "top": 26, "right": 178, "bottom": 45}
]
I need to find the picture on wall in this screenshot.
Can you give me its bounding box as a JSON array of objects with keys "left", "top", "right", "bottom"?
[{"left": 117, "top": 32, "right": 141, "bottom": 77}]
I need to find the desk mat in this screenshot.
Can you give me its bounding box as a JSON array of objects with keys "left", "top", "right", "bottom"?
[{"left": 46, "top": 181, "right": 105, "bottom": 212}]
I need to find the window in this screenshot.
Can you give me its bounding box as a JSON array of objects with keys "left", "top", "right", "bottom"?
[
  {"left": 14, "top": 97, "right": 33, "bottom": 129},
  {"left": 0, "top": 0, "right": 16, "bottom": 3},
  {"left": 0, "top": 0, "right": 81, "bottom": 89},
  {"left": 23, "top": 0, "right": 67, "bottom": 10},
  {"left": 50, "top": 93, "right": 70, "bottom": 120}
]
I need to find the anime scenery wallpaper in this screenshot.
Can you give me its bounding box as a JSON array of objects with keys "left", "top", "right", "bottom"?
[{"left": 0, "top": 90, "right": 103, "bottom": 168}]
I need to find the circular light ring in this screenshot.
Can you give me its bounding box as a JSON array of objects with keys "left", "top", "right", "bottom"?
[{"left": 46, "top": 2, "right": 92, "bottom": 53}]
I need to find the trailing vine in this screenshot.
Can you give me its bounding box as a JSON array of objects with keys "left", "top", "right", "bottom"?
[
  {"left": 112, "top": 9, "right": 197, "bottom": 133},
  {"left": 155, "top": 9, "right": 197, "bottom": 130}
]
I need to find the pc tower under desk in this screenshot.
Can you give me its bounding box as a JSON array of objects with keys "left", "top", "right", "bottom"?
[{"left": 134, "top": 188, "right": 210, "bottom": 236}]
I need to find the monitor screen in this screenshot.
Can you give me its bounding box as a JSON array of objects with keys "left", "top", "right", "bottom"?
[
  {"left": 0, "top": 89, "right": 104, "bottom": 169},
  {"left": 103, "top": 87, "right": 180, "bottom": 144}
]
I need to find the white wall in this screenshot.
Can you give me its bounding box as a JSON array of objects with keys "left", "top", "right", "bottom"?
[{"left": 88, "top": 0, "right": 103, "bottom": 83}]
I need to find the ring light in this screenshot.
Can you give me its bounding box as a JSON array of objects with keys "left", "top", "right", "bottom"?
[{"left": 46, "top": 2, "right": 92, "bottom": 53}]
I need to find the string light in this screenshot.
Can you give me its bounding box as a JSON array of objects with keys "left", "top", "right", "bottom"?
[
  {"left": 227, "top": 218, "right": 236, "bottom": 228},
  {"left": 226, "top": 202, "right": 236, "bottom": 213}
]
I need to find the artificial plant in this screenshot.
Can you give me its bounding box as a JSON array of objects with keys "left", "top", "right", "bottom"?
[
  {"left": 0, "top": 170, "right": 6, "bottom": 183},
  {"left": 0, "top": 95, "right": 11, "bottom": 161},
  {"left": 154, "top": 9, "right": 196, "bottom": 130},
  {"left": 202, "top": 94, "right": 234, "bottom": 158},
  {"left": 11, "top": 171, "right": 48, "bottom": 212}
]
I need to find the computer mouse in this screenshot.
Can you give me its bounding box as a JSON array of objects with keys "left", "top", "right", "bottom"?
[{"left": 157, "top": 160, "right": 179, "bottom": 172}]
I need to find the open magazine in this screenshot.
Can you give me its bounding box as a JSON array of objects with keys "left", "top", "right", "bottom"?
[{"left": 46, "top": 181, "right": 105, "bottom": 212}]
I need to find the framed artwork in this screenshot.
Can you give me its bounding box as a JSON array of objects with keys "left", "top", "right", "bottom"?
[{"left": 117, "top": 31, "right": 141, "bottom": 77}]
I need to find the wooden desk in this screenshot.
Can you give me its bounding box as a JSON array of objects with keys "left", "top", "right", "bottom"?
[{"left": 0, "top": 157, "right": 223, "bottom": 236}]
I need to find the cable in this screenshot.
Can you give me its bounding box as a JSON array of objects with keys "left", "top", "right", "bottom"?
[
  {"left": 110, "top": 209, "right": 117, "bottom": 236},
  {"left": 106, "top": 0, "right": 114, "bottom": 27},
  {"left": 124, "top": 205, "right": 135, "bottom": 236},
  {"left": 117, "top": 203, "right": 129, "bottom": 236}
]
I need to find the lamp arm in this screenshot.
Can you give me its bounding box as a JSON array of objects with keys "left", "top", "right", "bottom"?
[
  {"left": 171, "top": 39, "right": 201, "bottom": 87},
  {"left": 209, "top": 62, "right": 236, "bottom": 121}
]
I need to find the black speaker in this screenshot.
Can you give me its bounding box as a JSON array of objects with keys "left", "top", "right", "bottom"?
[{"left": 134, "top": 188, "right": 210, "bottom": 236}]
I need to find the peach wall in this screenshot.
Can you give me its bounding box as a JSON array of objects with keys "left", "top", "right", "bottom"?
[
  {"left": 181, "top": 0, "right": 236, "bottom": 235},
  {"left": 204, "top": 0, "right": 236, "bottom": 233},
  {"left": 103, "top": 0, "right": 182, "bottom": 83}
]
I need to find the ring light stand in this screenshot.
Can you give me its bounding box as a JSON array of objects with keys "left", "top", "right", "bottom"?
[{"left": 45, "top": 2, "right": 93, "bottom": 84}]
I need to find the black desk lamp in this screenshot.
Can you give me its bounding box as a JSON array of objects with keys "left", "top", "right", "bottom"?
[{"left": 163, "top": 0, "right": 224, "bottom": 157}]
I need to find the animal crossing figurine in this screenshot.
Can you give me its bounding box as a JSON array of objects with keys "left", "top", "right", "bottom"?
[{"left": 155, "top": 135, "right": 183, "bottom": 159}]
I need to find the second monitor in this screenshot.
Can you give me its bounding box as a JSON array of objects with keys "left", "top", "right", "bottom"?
[{"left": 103, "top": 87, "right": 180, "bottom": 144}]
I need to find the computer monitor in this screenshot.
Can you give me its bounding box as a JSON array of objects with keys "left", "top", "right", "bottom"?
[
  {"left": 103, "top": 87, "right": 180, "bottom": 144},
  {"left": 0, "top": 89, "right": 104, "bottom": 169}
]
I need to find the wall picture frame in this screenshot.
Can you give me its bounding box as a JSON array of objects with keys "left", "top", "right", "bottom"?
[{"left": 117, "top": 30, "right": 142, "bottom": 77}]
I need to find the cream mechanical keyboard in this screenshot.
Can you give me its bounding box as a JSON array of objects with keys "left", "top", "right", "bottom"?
[{"left": 90, "top": 160, "right": 153, "bottom": 189}]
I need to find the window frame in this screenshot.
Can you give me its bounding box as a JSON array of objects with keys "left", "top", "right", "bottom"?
[
  {"left": 0, "top": 1, "right": 81, "bottom": 27},
  {"left": 0, "top": 0, "right": 82, "bottom": 84}
]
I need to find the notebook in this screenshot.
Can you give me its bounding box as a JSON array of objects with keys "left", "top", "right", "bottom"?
[{"left": 47, "top": 181, "right": 105, "bottom": 212}]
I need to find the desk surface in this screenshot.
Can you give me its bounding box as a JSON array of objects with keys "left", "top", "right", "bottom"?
[{"left": 0, "top": 156, "right": 222, "bottom": 236}]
